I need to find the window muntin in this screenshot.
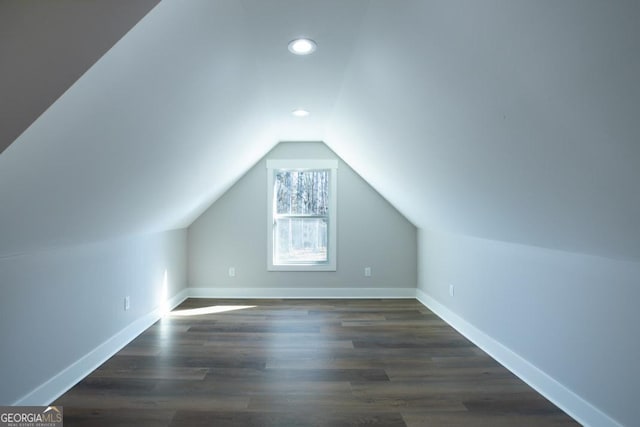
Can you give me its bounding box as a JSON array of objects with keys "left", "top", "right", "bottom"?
[{"left": 267, "top": 159, "right": 337, "bottom": 271}]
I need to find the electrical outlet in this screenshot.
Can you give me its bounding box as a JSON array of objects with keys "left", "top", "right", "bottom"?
[
  {"left": 364, "top": 267, "right": 371, "bottom": 277},
  {"left": 449, "top": 285, "right": 455, "bottom": 297},
  {"left": 228, "top": 267, "right": 236, "bottom": 277},
  {"left": 124, "top": 296, "right": 130, "bottom": 311}
]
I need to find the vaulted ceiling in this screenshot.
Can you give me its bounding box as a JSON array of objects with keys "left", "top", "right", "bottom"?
[
  {"left": 0, "top": 0, "right": 160, "bottom": 154},
  {"left": 1, "top": 0, "right": 639, "bottom": 261}
]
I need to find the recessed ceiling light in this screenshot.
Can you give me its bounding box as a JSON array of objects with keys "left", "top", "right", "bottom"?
[
  {"left": 291, "top": 109, "right": 310, "bottom": 117},
  {"left": 288, "top": 38, "right": 317, "bottom": 55}
]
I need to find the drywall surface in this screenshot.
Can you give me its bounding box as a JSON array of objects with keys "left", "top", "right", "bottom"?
[
  {"left": 0, "top": 0, "right": 160, "bottom": 154},
  {"left": 0, "top": 229, "right": 187, "bottom": 404},
  {"left": 0, "top": 0, "right": 277, "bottom": 257},
  {"left": 327, "top": 0, "right": 640, "bottom": 261},
  {"left": 418, "top": 229, "right": 639, "bottom": 426},
  {"left": 188, "top": 141, "right": 417, "bottom": 290}
]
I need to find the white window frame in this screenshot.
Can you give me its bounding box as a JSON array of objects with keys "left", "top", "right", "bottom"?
[{"left": 267, "top": 159, "right": 338, "bottom": 271}]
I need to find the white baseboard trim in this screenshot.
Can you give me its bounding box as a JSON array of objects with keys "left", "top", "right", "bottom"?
[
  {"left": 186, "top": 287, "right": 416, "bottom": 299},
  {"left": 415, "top": 289, "right": 621, "bottom": 427},
  {"left": 13, "top": 288, "right": 189, "bottom": 406}
]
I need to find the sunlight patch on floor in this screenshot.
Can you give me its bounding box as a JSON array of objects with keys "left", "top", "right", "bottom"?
[{"left": 169, "top": 305, "right": 256, "bottom": 316}]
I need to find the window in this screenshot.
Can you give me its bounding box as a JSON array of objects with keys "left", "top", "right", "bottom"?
[{"left": 267, "top": 159, "right": 338, "bottom": 271}]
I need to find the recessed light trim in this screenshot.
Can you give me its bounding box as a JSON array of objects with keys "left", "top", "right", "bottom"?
[
  {"left": 288, "top": 38, "right": 317, "bottom": 55},
  {"left": 291, "top": 109, "right": 310, "bottom": 117}
]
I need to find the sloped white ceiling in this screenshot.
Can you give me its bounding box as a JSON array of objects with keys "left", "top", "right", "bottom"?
[
  {"left": 0, "top": 0, "right": 160, "bottom": 154},
  {"left": 1, "top": 0, "right": 639, "bottom": 260},
  {"left": 326, "top": 0, "right": 640, "bottom": 260}
]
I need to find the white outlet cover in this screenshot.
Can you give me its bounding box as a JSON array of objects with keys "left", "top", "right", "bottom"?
[
  {"left": 124, "top": 296, "right": 130, "bottom": 310},
  {"left": 449, "top": 285, "right": 455, "bottom": 297},
  {"left": 364, "top": 267, "right": 371, "bottom": 277},
  {"left": 228, "top": 267, "right": 236, "bottom": 277}
]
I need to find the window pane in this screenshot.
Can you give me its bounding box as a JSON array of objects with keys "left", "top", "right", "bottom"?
[
  {"left": 274, "top": 218, "right": 328, "bottom": 264},
  {"left": 274, "top": 170, "right": 329, "bottom": 215}
]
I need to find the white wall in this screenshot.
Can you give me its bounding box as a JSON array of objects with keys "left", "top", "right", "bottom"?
[
  {"left": 188, "top": 142, "right": 417, "bottom": 294},
  {"left": 418, "top": 229, "right": 639, "bottom": 427},
  {"left": 0, "top": 229, "right": 187, "bottom": 405}
]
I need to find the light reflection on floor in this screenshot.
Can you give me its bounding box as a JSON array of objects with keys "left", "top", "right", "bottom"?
[{"left": 168, "top": 305, "right": 256, "bottom": 316}]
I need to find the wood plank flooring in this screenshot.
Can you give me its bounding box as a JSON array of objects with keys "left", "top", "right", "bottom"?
[{"left": 55, "top": 299, "right": 580, "bottom": 426}]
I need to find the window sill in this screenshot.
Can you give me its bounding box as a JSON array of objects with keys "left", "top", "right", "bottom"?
[{"left": 268, "top": 264, "right": 336, "bottom": 272}]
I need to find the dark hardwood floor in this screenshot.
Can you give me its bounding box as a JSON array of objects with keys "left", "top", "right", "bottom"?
[{"left": 55, "top": 299, "right": 580, "bottom": 426}]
